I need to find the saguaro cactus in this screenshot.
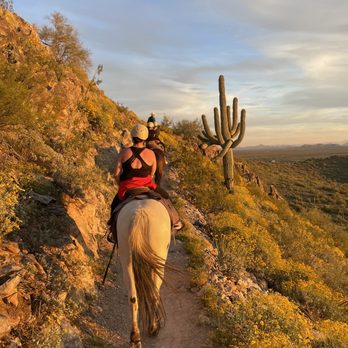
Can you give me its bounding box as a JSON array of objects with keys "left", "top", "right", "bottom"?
[{"left": 199, "top": 75, "right": 246, "bottom": 192}]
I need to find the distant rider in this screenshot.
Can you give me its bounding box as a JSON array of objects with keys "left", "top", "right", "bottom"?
[
  {"left": 147, "top": 111, "right": 156, "bottom": 124},
  {"left": 147, "top": 120, "right": 164, "bottom": 151}
]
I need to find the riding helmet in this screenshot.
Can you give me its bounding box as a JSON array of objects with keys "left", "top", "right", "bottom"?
[{"left": 131, "top": 124, "right": 149, "bottom": 140}]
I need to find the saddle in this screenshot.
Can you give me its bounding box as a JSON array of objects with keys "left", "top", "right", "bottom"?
[{"left": 107, "top": 188, "right": 179, "bottom": 246}]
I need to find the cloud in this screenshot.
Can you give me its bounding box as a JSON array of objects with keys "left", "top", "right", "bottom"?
[{"left": 14, "top": 0, "right": 348, "bottom": 145}]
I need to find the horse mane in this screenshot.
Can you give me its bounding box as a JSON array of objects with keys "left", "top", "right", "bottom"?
[{"left": 129, "top": 209, "right": 167, "bottom": 334}]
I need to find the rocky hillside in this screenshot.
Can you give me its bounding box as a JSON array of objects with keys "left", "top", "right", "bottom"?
[
  {"left": 1, "top": 6, "right": 348, "bottom": 348},
  {"left": 0, "top": 7, "right": 138, "bottom": 346}
]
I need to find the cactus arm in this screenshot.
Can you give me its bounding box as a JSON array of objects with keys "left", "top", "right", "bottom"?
[
  {"left": 227, "top": 105, "right": 232, "bottom": 132},
  {"left": 214, "top": 107, "right": 224, "bottom": 144},
  {"left": 202, "top": 114, "right": 219, "bottom": 144},
  {"left": 200, "top": 132, "right": 219, "bottom": 145},
  {"left": 214, "top": 139, "right": 233, "bottom": 160},
  {"left": 232, "top": 109, "right": 246, "bottom": 148},
  {"left": 198, "top": 134, "right": 219, "bottom": 145},
  {"left": 202, "top": 130, "right": 210, "bottom": 139},
  {"left": 231, "top": 123, "right": 240, "bottom": 138},
  {"left": 219, "top": 75, "right": 230, "bottom": 141},
  {"left": 198, "top": 134, "right": 210, "bottom": 143},
  {"left": 230, "top": 97, "right": 238, "bottom": 135}
]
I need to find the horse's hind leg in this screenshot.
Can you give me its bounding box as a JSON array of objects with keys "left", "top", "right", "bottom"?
[
  {"left": 119, "top": 249, "right": 141, "bottom": 347},
  {"left": 130, "top": 293, "right": 141, "bottom": 346}
]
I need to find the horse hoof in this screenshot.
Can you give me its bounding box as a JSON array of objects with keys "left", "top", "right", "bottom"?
[{"left": 130, "top": 330, "right": 141, "bottom": 347}]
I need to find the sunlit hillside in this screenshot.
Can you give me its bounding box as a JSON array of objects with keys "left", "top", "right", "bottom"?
[
  {"left": 239, "top": 153, "right": 348, "bottom": 227},
  {"left": 0, "top": 6, "right": 347, "bottom": 347},
  {"left": 169, "top": 138, "right": 348, "bottom": 347}
]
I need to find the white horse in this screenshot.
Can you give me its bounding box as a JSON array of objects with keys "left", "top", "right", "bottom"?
[{"left": 117, "top": 198, "right": 171, "bottom": 347}]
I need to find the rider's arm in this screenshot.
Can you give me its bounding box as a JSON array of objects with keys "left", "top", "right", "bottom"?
[{"left": 114, "top": 151, "right": 124, "bottom": 185}]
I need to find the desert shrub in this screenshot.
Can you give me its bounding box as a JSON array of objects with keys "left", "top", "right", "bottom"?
[
  {"left": 268, "top": 212, "right": 348, "bottom": 295},
  {"left": 281, "top": 280, "right": 347, "bottom": 322},
  {"left": 0, "top": 60, "right": 34, "bottom": 128},
  {"left": 160, "top": 115, "right": 174, "bottom": 134},
  {"left": 304, "top": 208, "right": 348, "bottom": 256},
  {"left": 312, "top": 320, "right": 348, "bottom": 348},
  {"left": 270, "top": 260, "right": 319, "bottom": 291},
  {"left": 2, "top": 128, "right": 104, "bottom": 198},
  {"left": 0, "top": 0, "right": 13, "bottom": 11},
  {"left": 213, "top": 291, "right": 313, "bottom": 347},
  {"left": 0, "top": 170, "right": 21, "bottom": 237},
  {"left": 39, "top": 12, "right": 91, "bottom": 71},
  {"left": 78, "top": 100, "right": 114, "bottom": 134},
  {"left": 210, "top": 210, "right": 284, "bottom": 277},
  {"left": 172, "top": 118, "right": 201, "bottom": 142},
  {"left": 172, "top": 144, "right": 231, "bottom": 211}
]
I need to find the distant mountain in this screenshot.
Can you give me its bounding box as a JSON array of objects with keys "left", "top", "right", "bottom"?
[{"left": 238, "top": 142, "right": 348, "bottom": 151}]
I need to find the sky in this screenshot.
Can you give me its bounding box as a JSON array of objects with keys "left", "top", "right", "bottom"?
[{"left": 13, "top": 0, "right": 348, "bottom": 146}]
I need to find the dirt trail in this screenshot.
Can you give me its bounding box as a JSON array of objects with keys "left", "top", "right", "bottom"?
[{"left": 80, "top": 239, "right": 211, "bottom": 347}]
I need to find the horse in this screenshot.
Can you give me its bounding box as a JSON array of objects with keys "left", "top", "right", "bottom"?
[
  {"left": 117, "top": 198, "right": 171, "bottom": 347},
  {"left": 147, "top": 140, "right": 166, "bottom": 185},
  {"left": 152, "top": 148, "right": 165, "bottom": 185}
]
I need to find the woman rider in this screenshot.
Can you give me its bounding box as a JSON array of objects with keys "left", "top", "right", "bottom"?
[{"left": 110, "top": 123, "right": 182, "bottom": 230}]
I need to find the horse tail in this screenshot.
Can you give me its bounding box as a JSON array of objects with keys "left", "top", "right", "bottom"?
[{"left": 129, "top": 209, "right": 166, "bottom": 334}]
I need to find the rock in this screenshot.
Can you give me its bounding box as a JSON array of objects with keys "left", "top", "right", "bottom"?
[
  {"left": 23, "top": 254, "right": 46, "bottom": 276},
  {"left": 27, "top": 190, "right": 56, "bottom": 205},
  {"left": 0, "top": 300, "right": 21, "bottom": 338},
  {"left": 229, "top": 291, "right": 245, "bottom": 302},
  {"left": 200, "top": 144, "right": 222, "bottom": 160},
  {"left": 3, "top": 243, "right": 20, "bottom": 255},
  {"left": 0, "top": 265, "right": 22, "bottom": 278},
  {"left": 57, "top": 291, "right": 68, "bottom": 303},
  {"left": 269, "top": 184, "right": 283, "bottom": 200},
  {"left": 0, "top": 275, "right": 21, "bottom": 299},
  {"left": 258, "top": 279, "right": 268, "bottom": 291},
  {"left": 6, "top": 293, "right": 19, "bottom": 307},
  {"left": 9, "top": 337, "right": 22, "bottom": 347},
  {"left": 120, "top": 129, "right": 132, "bottom": 149},
  {"left": 183, "top": 201, "right": 207, "bottom": 227},
  {"left": 190, "top": 286, "right": 200, "bottom": 293},
  {"left": 211, "top": 274, "right": 218, "bottom": 283},
  {"left": 61, "top": 192, "right": 101, "bottom": 258}
]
